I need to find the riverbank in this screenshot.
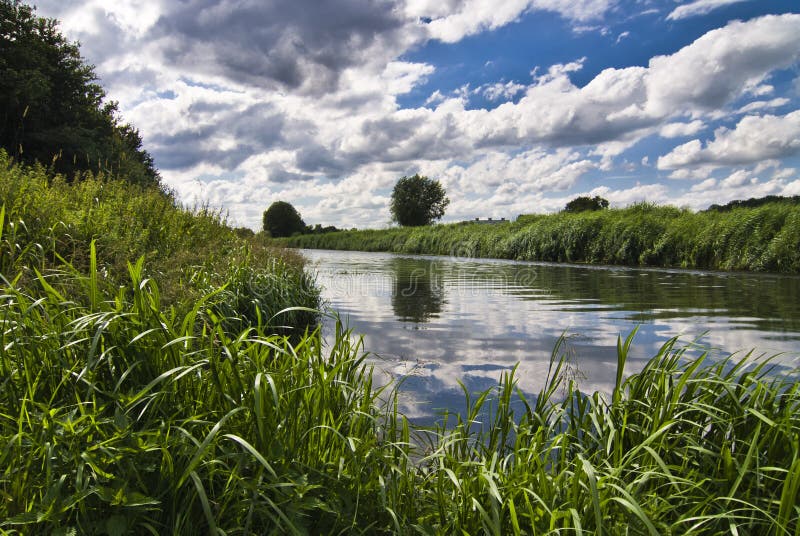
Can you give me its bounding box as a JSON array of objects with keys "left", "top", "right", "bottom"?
[{"left": 279, "top": 201, "right": 800, "bottom": 273}]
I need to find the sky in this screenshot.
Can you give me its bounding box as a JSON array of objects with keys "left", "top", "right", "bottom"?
[{"left": 32, "top": 0, "right": 800, "bottom": 230}]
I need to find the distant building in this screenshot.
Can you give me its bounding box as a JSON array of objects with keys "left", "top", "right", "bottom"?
[{"left": 463, "top": 217, "right": 508, "bottom": 224}]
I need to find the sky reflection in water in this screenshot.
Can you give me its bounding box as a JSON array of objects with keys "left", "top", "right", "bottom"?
[{"left": 304, "top": 249, "right": 800, "bottom": 423}]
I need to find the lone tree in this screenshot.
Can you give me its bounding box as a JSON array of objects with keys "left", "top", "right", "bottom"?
[
  {"left": 564, "top": 195, "right": 609, "bottom": 213},
  {"left": 390, "top": 174, "right": 449, "bottom": 226},
  {"left": 263, "top": 201, "right": 306, "bottom": 237}
]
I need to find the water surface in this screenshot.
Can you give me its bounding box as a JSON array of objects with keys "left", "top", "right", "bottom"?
[{"left": 304, "top": 249, "right": 800, "bottom": 422}]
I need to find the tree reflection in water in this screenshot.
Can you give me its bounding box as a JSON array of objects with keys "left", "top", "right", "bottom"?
[{"left": 390, "top": 259, "right": 446, "bottom": 323}]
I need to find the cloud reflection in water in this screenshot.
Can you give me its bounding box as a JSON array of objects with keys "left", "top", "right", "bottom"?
[{"left": 307, "top": 249, "right": 800, "bottom": 423}]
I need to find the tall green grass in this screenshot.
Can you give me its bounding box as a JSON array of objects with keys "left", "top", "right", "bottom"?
[
  {"left": 279, "top": 202, "right": 800, "bottom": 273},
  {"left": 0, "top": 149, "right": 319, "bottom": 329},
  {"left": 1, "top": 258, "right": 798, "bottom": 533},
  {"left": 0, "top": 257, "right": 386, "bottom": 533}
]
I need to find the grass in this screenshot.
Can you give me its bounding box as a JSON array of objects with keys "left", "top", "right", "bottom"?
[
  {"left": 1, "top": 259, "right": 798, "bottom": 533},
  {"left": 0, "top": 258, "right": 383, "bottom": 533},
  {"left": 278, "top": 201, "right": 800, "bottom": 273},
  {"left": 0, "top": 149, "right": 319, "bottom": 330},
  {"left": 1, "top": 152, "right": 798, "bottom": 533}
]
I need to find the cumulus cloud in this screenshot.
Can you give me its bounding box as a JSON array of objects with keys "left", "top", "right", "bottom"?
[
  {"left": 666, "top": 0, "right": 751, "bottom": 21},
  {"left": 672, "top": 176, "right": 791, "bottom": 210},
  {"left": 690, "top": 178, "right": 717, "bottom": 192},
  {"left": 408, "top": 0, "right": 617, "bottom": 43},
  {"left": 659, "top": 120, "right": 706, "bottom": 138},
  {"left": 152, "top": 0, "right": 414, "bottom": 95},
  {"left": 27, "top": 2, "right": 800, "bottom": 229},
  {"left": 657, "top": 110, "right": 800, "bottom": 169},
  {"left": 592, "top": 183, "right": 670, "bottom": 206},
  {"left": 369, "top": 14, "right": 800, "bottom": 161},
  {"left": 644, "top": 15, "right": 800, "bottom": 117},
  {"left": 668, "top": 165, "right": 717, "bottom": 180},
  {"left": 481, "top": 81, "right": 526, "bottom": 101},
  {"left": 736, "top": 98, "right": 790, "bottom": 114}
]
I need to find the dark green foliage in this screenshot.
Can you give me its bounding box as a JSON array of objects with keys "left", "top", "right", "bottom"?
[
  {"left": 564, "top": 195, "right": 609, "bottom": 212},
  {"left": 306, "top": 222, "right": 341, "bottom": 234},
  {"left": 706, "top": 194, "right": 800, "bottom": 212},
  {"left": 390, "top": 173, "right": 450, "bottom": 226},
  {"left": 0, "top": 0, "right": 160, "bottom": 187},
  {"left": 262, "top": 200, "right": 306, "bottom": 238},
  {"left": 281, "top": 201, "right": 800, "bottom": 273},
  {"left": 232, "top": 226, "right": 255, "bottom": 239}
]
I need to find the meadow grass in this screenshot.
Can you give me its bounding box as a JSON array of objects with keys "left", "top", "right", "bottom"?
[{"left": 279, "top": 201, "right": 800, "bottom": 273}]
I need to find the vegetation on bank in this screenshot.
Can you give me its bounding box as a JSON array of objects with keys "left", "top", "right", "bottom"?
[
  {"left": 261, "top": 200, "right": 344, "bottom": 238},
  {"left": 0, "top": 150, "right": 319, "bottom": 329},
  {"left": 279, "top": 200, "right": 800, "bottom": 273},
  {"left": 390, "top": 174, "right": 450, "bottom": 227}
]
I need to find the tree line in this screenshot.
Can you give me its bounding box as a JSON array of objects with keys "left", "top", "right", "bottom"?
[
  {"left": 0, "top": 0, "right": 160, "bottom": 189},
  {"left": 263, "top": 174, "right": 450, "bottom": 237}
]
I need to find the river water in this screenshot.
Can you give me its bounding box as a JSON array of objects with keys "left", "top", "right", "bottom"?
[{"left": 303, "top": 249, "right": 800, "bottom": 422}]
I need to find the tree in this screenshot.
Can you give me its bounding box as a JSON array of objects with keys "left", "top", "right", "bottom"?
[
  {"left": 263, "top": 201, "right": 306, "bottom": 237},
  {"left": 0, "top": 0, "right": 160, "bottom": 188},
  {"left": 390, "top": 174, "right": 449, "bottom": 227},
  {"left": 564, "top": 195, "right": 609, "bottom": 213}
]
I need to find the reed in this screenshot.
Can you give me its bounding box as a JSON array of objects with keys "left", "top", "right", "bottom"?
[{"left": 279, "top": 201, "right": 800, "bottom": 273}]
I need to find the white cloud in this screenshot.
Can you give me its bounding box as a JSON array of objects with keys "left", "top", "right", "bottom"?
[
  {"left": 666, "top": 0, "right": 751, "bottom": 21},
  {"left": 773, "top": 167, "right": 797, "bottom": 181},
  {"left": 746, "top": 84, "right": 774, "bottom": 97},
  {"left": 26, "top": 3, "right": 800, "bottom": 229},
  {"left": 588, "top": 183, "right": 670, "bottom": 206},
  {"left": 672, "top": 176, "right": 790, "bottom": 211},
  {"left": 442, "top": 148, "right": 596, "bottom": 196},
  {"left": 754, "top": 160, "right": 781, "bottom": 174},
  {"left": 530, "top": 0, "right": 618, "bottom": 23},
  {"left": 481, "top": 81, "right": 526, "bottom": 101},
  {"left": 736, "top": 98, "right": 790, "bottom": 115},
  {"left": 644, "top": 15, "right": 800, "bottom": 117},
  {"left": 668, "top": 165, "right": 717, "bottom": 180},
  {"left": 533, "top": 57, "right": 587, "bottom": 83},
  {"left": 424, "top": 90, "right": 446, "bottom": 106},
  {"left": 690, "top": 178, "right": 717, "bottom": 192},
  {"left": 409, "top": 0, "right": 617, "bottom": 43},
  {"left": 658, "top": 110, "right": 800, "bottom": 169},
  {"left": 419, "top": 0, "right": 533, "bottom": 43},
  {"left": 372, "top": 14, "right": 800, "bottom": 161},
  {"left": 720, "top": 169, "right": 751, "bottom": 187},
  {"left": 785, "top": 180, "right": 800, "bottom": 196},
  {"left": 381, "top": 61, "right": 436, "bottom": 95},
  {"left": 659, "top": 120, "right": 705, "bottom": 138}
]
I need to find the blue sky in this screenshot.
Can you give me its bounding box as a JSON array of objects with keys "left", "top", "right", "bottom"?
[{"left": 34, "top": 0, "right": 800, "bottom": 229}]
